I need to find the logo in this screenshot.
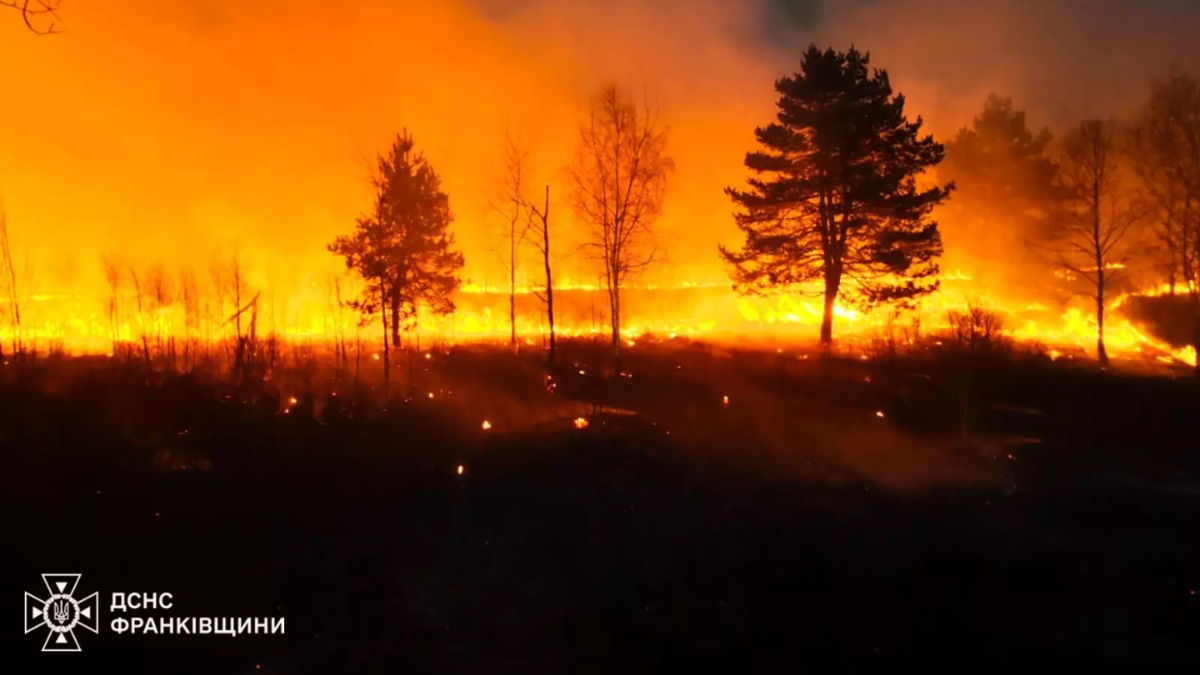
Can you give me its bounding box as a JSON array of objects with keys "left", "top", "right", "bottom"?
[{"left": 24, "top": 574, "right": 100, "bottom": 652}]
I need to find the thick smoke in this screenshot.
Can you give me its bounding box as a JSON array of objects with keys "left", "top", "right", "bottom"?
[{"left": 0, "top": 0, "right": 1198, "bottom": 303}]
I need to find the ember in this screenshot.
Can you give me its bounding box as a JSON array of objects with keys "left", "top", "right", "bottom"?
[{"left": 574, "top": 417, "right": 589, "bottom": 430}]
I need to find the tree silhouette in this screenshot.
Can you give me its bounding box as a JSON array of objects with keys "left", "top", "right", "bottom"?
[
  {"left": 1126, "top": 70, "right": 1200, "bottom": 373},
  {"left": 525, "top": 182, "right": 557, "bottom": 369},
  {"left": 1, "top": 0, "right": 62, "bottom": 34},
  {"left": 568, "top": 83, "right": 673, "bottom": 372},
  {"left": 1049, "top": 119, "right": 1142, "bottom": 368},
  {"left": 329, "top": 130, "right": 464, "bottom": 395},
  {"left": 722, "top": 45, "right": 953, "bottom": 351},
  {"left": 942, "top": 95, "right": 1062, "bottom": 267},
  {"left": 493, "top": 128, "right": 531, "bottom": 352}
]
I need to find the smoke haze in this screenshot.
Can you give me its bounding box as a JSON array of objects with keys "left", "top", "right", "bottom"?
[{"left": 2, "top": 0, "right": 1199, "bottom": 299}]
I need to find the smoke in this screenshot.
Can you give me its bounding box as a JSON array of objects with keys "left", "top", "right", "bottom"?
[{"left": 0, "top": 0, "right": 1198, "bottom": 303}]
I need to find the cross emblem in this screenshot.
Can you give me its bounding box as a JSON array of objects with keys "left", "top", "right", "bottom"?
[{"left": 24, "top": 574, "right": 100, "bottom": 652}]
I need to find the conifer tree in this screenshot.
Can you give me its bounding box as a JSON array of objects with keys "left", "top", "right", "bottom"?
[{"left": 721, "top": 45, "right": 953, "bottom": 350}]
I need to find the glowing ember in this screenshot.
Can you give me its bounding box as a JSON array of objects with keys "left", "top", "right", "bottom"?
[
  {"left": 428, "top": 392, "right": 434, "bottom": 399},
  {"left": 574, "top": 417, "right": 588, "bottom": 429},
  {"left": 722, "top": 395, "right": 729, "bottom": 408},
  {"left": 288, "top": 396, "right": 298, "bottom": 405},
  {"left": 874, "top": 411, "right": 885, "bottom": 418},
  {"left": 424, "top": 353, "right": 432, "bottom": 360},
  {"left": 481, "top": 420, "right": 492, "bottom": 430},
  {"left": 456, "top": 465, "right": 464, "bottom": 475}
]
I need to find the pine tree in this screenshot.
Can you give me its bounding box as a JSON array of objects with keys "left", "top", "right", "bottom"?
[
  {"left": 721, "top": 45, "right": 953, "bottom": 351},
  {"left": 941, "top": 95, "right": 1062, "bottom": 280},
  {"left": 329, "top": 130, "right": 464, "bottom": 393}
]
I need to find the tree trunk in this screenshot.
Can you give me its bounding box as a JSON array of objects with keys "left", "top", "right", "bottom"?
[
  {"left": 609, "top": 266, "right": 622, "bottom": 374},
  {"left": 1096, "top": 277, "right": 1108, "bottom": 367},
  {"left": 1094, "top": 171, "right": 1108, "bottom": 368},
  {"left": 1192, "top": 313, "right": 1200, "bottom": 378},
  {"left": 819, "top": 281, "right": 837, "bottom": 353},
  {"left": 380, "top": 282, "right": 390, "bottom": 398},
  {"left": 541, "top": 185, "right": 556, "bottom": 369},
  {"left": 510, "top": 234, "right": 518, "bottom": 351},
  {"left": 390, "top": 293, "right": 401, "bottom": 349}
]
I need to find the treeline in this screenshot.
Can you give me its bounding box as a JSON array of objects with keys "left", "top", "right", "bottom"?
[{"left": 5, "top": 43, "right": 1200, "bottom": 381}]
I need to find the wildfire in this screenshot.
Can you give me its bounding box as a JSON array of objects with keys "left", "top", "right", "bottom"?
[{"left": 0, "top": 270, "right": 1193, "bottom": 369}]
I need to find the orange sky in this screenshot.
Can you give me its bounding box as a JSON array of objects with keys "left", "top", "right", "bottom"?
[{"left": 2, "top": 0, "right": 1200, "bottom": 299}]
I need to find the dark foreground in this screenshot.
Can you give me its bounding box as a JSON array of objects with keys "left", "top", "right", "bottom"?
[{"left": 3, "top": 345, "right": 1200, "bottom": 672}]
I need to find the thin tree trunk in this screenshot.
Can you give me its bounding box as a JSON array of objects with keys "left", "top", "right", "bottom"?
[
  {"left": 1094, "top": 161, "right": 1109, "bottom": 368},
  {"left": 541, "top": 185, "right": 556, "bottom": 369},
  {"left": 610, "top": 274, "right": 622, "bottom": 374},
  {"left": 1096, "top": 275, "right": 1108, "bottom": 367},
  {"left": 510, "top": 233, "right": 517, "bottom": 351},
  {"left": 380, "top": 280, "right": 390, "bottom": 399}
]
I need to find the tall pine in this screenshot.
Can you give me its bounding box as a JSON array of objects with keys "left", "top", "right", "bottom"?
[
  {"left": 329, "top": 130, "right": 464, "bottom": 392},
  {"left": 721, "top": 45, "right": 953, "bottom": 350},
  {"left": 941, "top": 95, "right": 1062, "bottom": 286}
]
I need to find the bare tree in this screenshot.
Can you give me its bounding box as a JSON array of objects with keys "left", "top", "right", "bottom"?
[
  {"left": 145, "top": 263, "right": 174, "bottom": 364},
  {"left": 1126, "top": 69, "right": 1200, "bottom": 374},
  {"left": 492, "top": 127, "right": 531, "bottom": 351},
  {"left": 1126, "top": 70, "right": 1200, "bottom": 296},
  {"left": 526, "top": 182, "right": 556, "bottom": 368},
  {"left": 211, "top": 250, "right": 257, "bottom": 383},
  {"left": 568, "top": 83, "right": 674, "bottom": 371},
  {"left": 1049, "top": 119, "right": 1142, "bottom": 367},
  {"left": 0, "top": 206, "right": 20, "bottom": 362},
  {"left": 324, "top": 272, "right": 352, "bottom": 378},
  {"left": 128, "top": 266, "right": 152, "bottom": 367},
  {"left": 102, "top": 252, "right": 123, "bottom": 357},
  {"left": 179, "top": 267, "right": 198, "bottom": 370},
  {"left": 1, "top": 0, "right": 62, "bottom": 34}
]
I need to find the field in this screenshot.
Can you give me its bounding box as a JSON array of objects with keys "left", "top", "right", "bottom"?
[{"left": 4, "top": 338, "right": 1200, "bottom": 672}]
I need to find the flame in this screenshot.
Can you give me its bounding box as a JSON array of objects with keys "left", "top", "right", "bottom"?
[
  {"left": 574, "top": 417, "right": 588, "bottom": 429},
  {"left": 481, "top": 420, "right": 491, "bottom": 430}
]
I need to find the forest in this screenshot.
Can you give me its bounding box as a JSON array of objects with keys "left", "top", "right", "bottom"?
[{"left": 6, "top": 3, "right": 1200, "bottom": 672}]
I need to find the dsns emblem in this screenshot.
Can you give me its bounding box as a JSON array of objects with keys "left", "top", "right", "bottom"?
[{"left": 25, "top": 574, "right": 100, "bottom": 652}]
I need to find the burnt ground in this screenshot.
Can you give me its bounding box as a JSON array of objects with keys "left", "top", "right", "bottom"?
[{"left": 2, "top": 343, "right": 1200, "bottom": 672}]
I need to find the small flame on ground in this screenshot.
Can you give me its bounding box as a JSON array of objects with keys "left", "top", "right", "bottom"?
[
  {"left": 722, "top": 395, "right": 729, "bottom": 408},
  {"left": 481, "top": 420, "right": 491, "bottom": 430},
  {"left": 428, "top": 392, "right": 434, "bottom": 399},
  {"left": 874, "top": 411, "right": 884, "bottom": 418},
  {"left": 574, "top": 417, "right": 588, "bottom": 429},
  {"left": 456, "top": 464, "right": 464, "bottom": 475},
  {"left": 372, "top": 353, "right": 380, "bottom": 361},
  {"left": 425, "top": 353, "right": 432, "bottom": 359},
  {"left": 288, "top": 396, "right": 298, "bottom": 405}
]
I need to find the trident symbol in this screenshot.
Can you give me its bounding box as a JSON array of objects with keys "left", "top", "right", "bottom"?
[
  {"left": 53, "top": 600, "right": 70, "bottom": 624},
  {"left": 25, "top": 574, "right": 100, "bottom": 652}
]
